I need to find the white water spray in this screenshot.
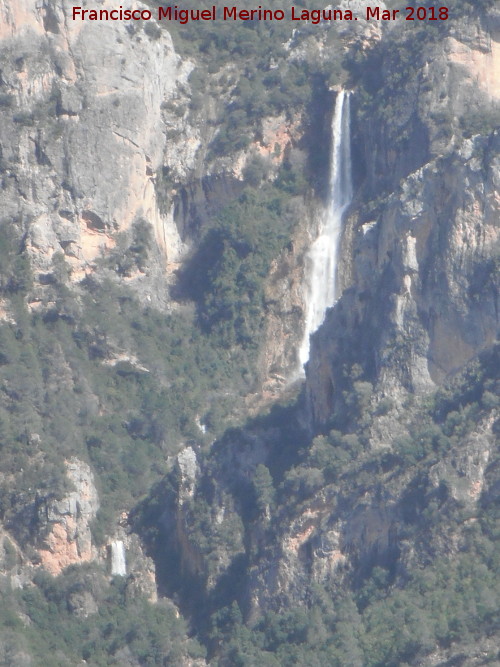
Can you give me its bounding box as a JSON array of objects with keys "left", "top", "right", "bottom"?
[
  {"left": 110, "top": 540, "right": 127, "bottom": 576},
  {"left": 298, "top": 90, "right": 352, "bottom": 370}
]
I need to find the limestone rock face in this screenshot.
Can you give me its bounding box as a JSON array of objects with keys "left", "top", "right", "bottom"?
[
  {"left": 0, "top": 0, "right": 189, "bottom": 296},
  {"left": 307, "top": 14, "right": 500, "bottom": 425},
  {"left": 248, "top": 6, "right": 500, "bottom": 615},
  {"left": 162, "top": 442, "right": 247, "bottom": 592},
  {"left": 155, "top": 7, "right": 499, "bottom": 631},
  {"left": 258, "top": 202, "right": 317, "bottom": 392},
  {"left": 428, "top": 414, "right": 495, "bottom": 510},
  {"left": 37, "top": 457, "right": 99, "bottom": 575}
]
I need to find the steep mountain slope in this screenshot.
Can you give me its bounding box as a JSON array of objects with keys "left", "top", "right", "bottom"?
[
  {"left": 138, "top": 4, "right": 500, "bottom": 666},
  {"left": 0, "top": 0, "right": 498, "bottom": 665},
  {"left": 0, "top": 0, "right": 336, "bottom": 662}
]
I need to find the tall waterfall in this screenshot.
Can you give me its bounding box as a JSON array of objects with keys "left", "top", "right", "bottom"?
[
  {"left": 110, "top": 540, "right": 127, "bottom": 576},
  {"left": 298, "top": 90, "right": 352, "bottom": 370}
]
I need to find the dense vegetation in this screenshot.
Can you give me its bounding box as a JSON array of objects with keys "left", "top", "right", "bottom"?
[
  {"left": 178, "top": 182, "right": 300, "bottom": 349},
  {"left": 0, "top": 566, "right": 205, "bottom": 665},
  {"left": 145, "top": 0, "right": 346, "bottom": 162},
  {"left": 0, "top": 179, "right": 306, "bottom": 662},
  {"left": 0, "top": 0, "right": 498, "bottom": 664},
  {"left": 211, "top": 540, "right": 499, "bottom": 666},
  {"left": 0, "top": 189, "right": 303, "bottom": 546},
  {"left": 144, "top": 346, "right": 499, "bottom": 666}
]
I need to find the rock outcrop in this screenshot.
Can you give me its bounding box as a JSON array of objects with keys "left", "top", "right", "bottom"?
[
  {"left": 37, "top": 457, "right": 99, "bottom": 575},
  {"left": 0, "top": 0, "right": 189, "bottom": 303}
]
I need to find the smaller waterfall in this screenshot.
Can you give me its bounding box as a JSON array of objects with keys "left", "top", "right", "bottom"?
[
  {"left": 298, "top": 90, "right": 352, "bottom": 370},
  {"left": 110, "top": 540, "right": 127, "bottom": 576}
]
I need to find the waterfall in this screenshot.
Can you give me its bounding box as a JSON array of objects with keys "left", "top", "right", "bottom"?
[
  {"left": 298, "top": 89, "right": 352, "bottom": 370},
  {"left": 110, "top": 540, "right": 127, "bottom": 576}
]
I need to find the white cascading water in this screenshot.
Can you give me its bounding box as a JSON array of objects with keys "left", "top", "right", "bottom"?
[
  {"left": 110, "top": 540, "right": 127, "bottom": 576},
  {"left": 297, "top": 90, "right": 352, "bottom": 370}
]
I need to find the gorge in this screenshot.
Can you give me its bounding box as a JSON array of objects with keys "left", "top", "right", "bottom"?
[{"left": 0, "top": 0, "right": 498, "bottom": 665}]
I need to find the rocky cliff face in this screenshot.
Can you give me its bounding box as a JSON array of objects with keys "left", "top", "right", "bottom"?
[
  {"left": 0, "top": 1, "right": 498, "bottom": 664},
  {"left": 37, "top": 457, "right": 99, "bottom": 575},
  {"left": 0, "top": 0, "right": 315, "bottom": 383},
  {"left": 150, "top": 8, "right": 499, "bottom": 664},
  {"left": 265, "top": 10, "right": 500, "bottom": 612},
  {"left": 308, "top": 9, "right": 500, "bottom": 424},
  {"left": 0, "top": 0, "right": 191, "bottom": 305},
  {"left": 309, "top": 131, "right": 499, "bottom": 422},
  {"left": 0, "top": 0, "right": 317, "bottom": 571}
]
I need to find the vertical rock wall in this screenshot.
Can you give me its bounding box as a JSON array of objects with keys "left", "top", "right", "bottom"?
[
  {"left": 0, "top": 0, "right": 191, "bottom": 292},
  {"left": 307, "top": 13, "right": 500, "bottom": 425}
]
